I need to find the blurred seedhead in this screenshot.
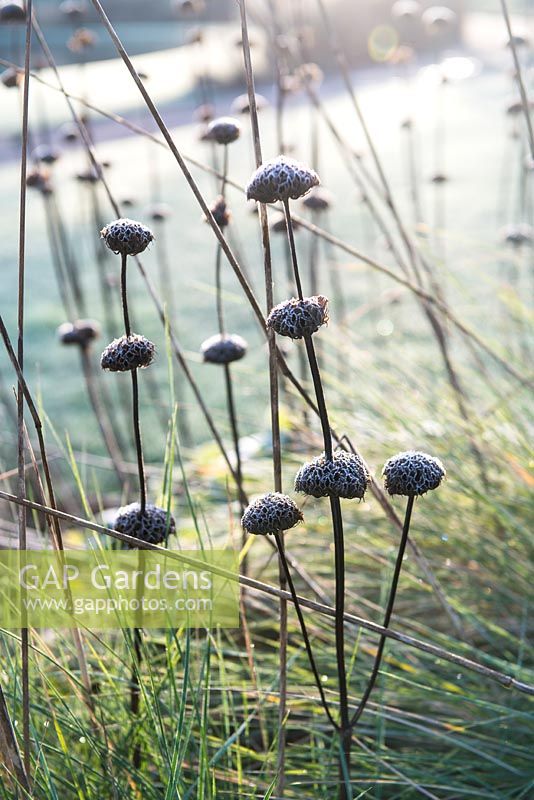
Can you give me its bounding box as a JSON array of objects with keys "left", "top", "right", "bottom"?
[
  {"left": 206, "top": 116, "right": 241, "bottom": 145},
  {"left": 201, "top": 334, "right": 247, "bottom": 365},
  {"left": 0, "top": 0, "right": 25, "bottom": 23},
  {"left": 67, "top": 27, "right": 98, "bottom": 53},
  {"left": 57, "top": 319, "right": 101, "bottom": 348},
  {"left": 231, "top": 92, "right": 269, "bottom": 115}
]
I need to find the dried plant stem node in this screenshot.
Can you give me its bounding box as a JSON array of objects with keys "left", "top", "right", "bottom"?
[
  {"left": 201, "top": 334, "right": 247, "bottom": 364},
  {"left": 101, "top": 334, "right": 155, "bottom": 372},
  {"left": 246, "top": 156, "right": 320, "bottom": 203},
  {"left": 382, "top": 451, "right": 445, "bottom": 496},
  {"left": 267, "top": 296, "right": 328, "bottom": 339},
  {"left": 100, "top": 218, "right": 154, "bottom": 256},
  {"left": 242, "top": 493, "right": 303, "bottom": 535},
  {"left": 114, "top": 503, "right": 176, "bottom": 546},
  {"left": 295, "top": 451, "right": 370, "bottom": 499}
]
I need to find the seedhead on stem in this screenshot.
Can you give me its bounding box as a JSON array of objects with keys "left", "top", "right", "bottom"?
[
  {"left": 246, "top": 156, "right": 320, "bottom": 204},
  {"left": 58, "top": 319, "right": 100, "bottom": 348},
  {"left": 101, "top": 334, "right": 155, "bottom": 372},
  {"left": 295, "top": 451, "right": 370, "bottom": 499},
  {"left": 242, "top": 493, "right": 303, "bottom": 536},
  {"left": 267, "top": 296, "right": 328, "bottom": 339},
  {"left": 201, "top": 333, "right": 247, "bottom": 365},
  {"left": 206, "top": 117, "right": 241, "bottom": 145},
  {"left": 382, "top": 450, "right": 445, "bottom": 496},
  {"left": 100, "top": 218, "right": 154, "bottom": 257},
  {"left": 114, "top": 502, "right": 176, "bottom": 546}
]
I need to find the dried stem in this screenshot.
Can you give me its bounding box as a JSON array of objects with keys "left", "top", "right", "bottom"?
[
  {"left": 120, "top": 252, "right": 147, "bottom": 513},
  {"left": 237, "top": 0, "right": 286, "bottom": 790},
  {"left": 17, "top": 0, "right": 33, "bottom": 778},
  {"left": 500, "top": 0, "right": 534, "bottom": 160},
  {"left": 350, "top": 495, "right": 415, "bottom": 727}
]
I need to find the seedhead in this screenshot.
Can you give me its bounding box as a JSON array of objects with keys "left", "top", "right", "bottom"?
[
  {"left": 101, "top": 334, "right": 155, "bottom": 372},
  {"left": 206, "top": 117, "right": 241, "bottom": 145},
  {"left": 295, "top": 451, "right": 370, "bottom": 500},
  {"left": 267, "top": 296, "right": 328, "bottom": 339},
  {"left": 382, "top": 451, "right": 445, "bottom": 496},
  {"left": 58, "top": 319, "right": 100, "bottom": 348},
  {"left": 242, "top": 493, "right": 303, "bottom": 535},
  {"left": 114, "top": 502, "right": 176, "bottom": 546},
  {"left": 246, "top": 156, "right": 320, "bottom": 203},
  {"left": 100, "top": 218, "right": 154, "bottom": 257},
  {"left": 201, "top": 334, "right": 247, "bottom": 365}
]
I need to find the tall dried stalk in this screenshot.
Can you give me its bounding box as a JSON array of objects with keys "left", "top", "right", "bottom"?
[
  {"left": 16, "top": 0, "right": 32, "bottom": 778},
  {"left": 237, "top": 0, "right": 287, "bottom": 791}
]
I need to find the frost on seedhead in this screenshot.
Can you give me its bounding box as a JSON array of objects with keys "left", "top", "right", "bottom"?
[
  {"left": 382, "top": 450, "right": 445, "bottom": 496},
  {"left": 267, "top": 296, "right": 328, "bottom": 339},
  {"left": 295, "top": 451, "right": 370, "bottom": 500},
  {"left": 206, "top": 116, "right": 241, "bottom": 145},
  {"left": 100, "top": 218, "right": 154, "bottom": 257},
  {"left": 246, "top": 156, "right": 320, "bottom": 203},
  {"left": 242, "top": 493, "right": 303, "bottom": 535},
  {"left": 101, "top": 334, "right": 155, "bottom": 372},
  {"left": 58, "top": 319, "right": 100, "bottom": 348},
  {"left": 201, "top": 334, "right": 247, "bottom": 365},
  {"left": 114, "top": 502, "right": 176, "bottom": 546}
]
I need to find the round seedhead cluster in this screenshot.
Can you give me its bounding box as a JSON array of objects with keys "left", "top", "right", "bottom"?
[
  {"left": 0, "top": 1, "right": 26, "bottom": 23},
  {"left": 303, "top": 187, "right": 333, "bottom": 212},
  {"left": 231, "top": 92, "right": 269, "bottom": 115},
  {"left": 76, "top": 167, "right": 101, "bottom": 184},
  {"left": 26, "top": 167, "right": 51, "bottom": 193},
  {"left": 194, "top": 103, "right": 214, "bottom": 123},
  {"left": 267, "top": 295, "right": 328, "bottom": 339},
  {"left": 1, "top": 67, "right": 21, "bottom": 88},
  {"left": 246, "top": 156, "right": 320, "bottom": 203},
  {"left": 208, "top": 196, "right": 231, "bottom": 229},
  {"left": 101, "top": 334, "right": 155, "bottom": 372},
  {"left": 295, "top": 451, "right": 370, "bottom": 500},
  {"left": 100, "top": 218, "right": 154, "bottom": 257},
  {"left": 201, "top": 333, "right": 247, "bottom": 365},
  {"left": 58, "top": 319, "right": 100, "bottom": 347},
  {"left": 501, "top": 223, "right": 533, "bottom": 247},
  {"left": 242, "top": 493, "right": 303, "bottom": 535},
  {"left": 382, "top": 451, "right": 445, "bottom": 496},
  {"left": 421, "top": 5, "right": 456, "bottom": 33},
  {"left": 206, "top": 116, "right": 241, "bottom": 145},
  {"left": 114, "top": 502, "right": 176, "bottom": 546}
]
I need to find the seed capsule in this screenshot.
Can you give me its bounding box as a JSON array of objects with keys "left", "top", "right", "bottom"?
[
  {"left": 201, "top": 334, "right": 247, "bottom": 365},
  {"left": 100, "top": 218, "right": 154, "bottom": 257},
  {"left": 246, "top": 156, "right": 320, "bottom": 203},
  {"left": 302, "top": 187, "right": 333, "bottom": 212},
  {"left": 267, "top": 296, "right": 328, "bottom": 339},
  {"left": 101, "top": 334, "right": 155, "bottom": 372},
  {"left": 242, "top": 493, "right": 303, "bottom": 535},
  {"left": 295, "top": 451, "right": 370, "bottom": 500},
  {"left": 114, "top": 502, "right": 176, "bottom": 546},
  {"left": 382, "top": 451, "right": 445, "bottom": 496}
]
